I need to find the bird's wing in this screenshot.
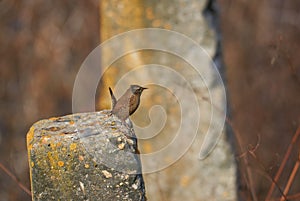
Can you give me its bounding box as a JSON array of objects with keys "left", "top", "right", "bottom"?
[{"left": 109, "top": 87, "right": 117, "bottom": 109}]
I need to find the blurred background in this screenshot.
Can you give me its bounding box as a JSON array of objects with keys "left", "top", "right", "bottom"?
[
  {"left": 0, "top": 0, "right": 299, "bottom": 201},
  {"left": 0, "top": 1, "right": 99, "bottom": 200}
]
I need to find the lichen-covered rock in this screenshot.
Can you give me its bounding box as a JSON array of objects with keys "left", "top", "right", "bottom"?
[{"left": 27, "top": 110, "right": 146, "bottom": 201}]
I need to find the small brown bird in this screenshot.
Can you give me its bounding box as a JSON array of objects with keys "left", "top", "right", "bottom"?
[{"left": 109, "top": 85, "right": 147, "bottom": 121}]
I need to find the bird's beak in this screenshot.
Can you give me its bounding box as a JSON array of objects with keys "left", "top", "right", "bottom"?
[{"left": 142, "top": 87, "right": 148, "bottom": 90}]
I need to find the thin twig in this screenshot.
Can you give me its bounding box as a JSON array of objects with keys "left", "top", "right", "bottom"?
[
  {"left": 247, "top": 147, "right": 287, "bottom": 201},
  {"left": 272, "top": 191, "right": 300, "bottom": 200},
  {"left": 225, "top": 117, "right": 258, "bottom": 201},
  {"left": 279, "top": 192, "right": 300, "bottom": 201},
  {"left": 265, "top": 125, "right": 300, "bottom": 201},
  {"left": 0, "top": 162, "right": 31, "bottom": 196},
  {"left": 201, "top": 96, "right": 259, "bottom": 201},
  {"left": 279, "top": 151, "right": 300, "bottom": 201}
]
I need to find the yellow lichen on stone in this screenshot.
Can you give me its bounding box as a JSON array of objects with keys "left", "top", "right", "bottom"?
[
  {"left": 26, "top": 125, "right": 35, "bottom": 198},
  {"left": 26, "top": 126, "right": 35, "bottom": 150},
  {"left": 50, "top": 142, "right": 56, "bottom": 150},
  {"left": 70, "top": 143, "right": 77, "bottom": 151},
  {"left": 58, "top": 161, "right": 64, "bottom": 167},
  {"left": 49, "top": 117, "right": 58, "bottom": 121},
  {"left": 56, "top": 142, "right": 62, "bottom": 147},
  {"left": 47, "top": 150, "right": 61, "bottom": 170},
  {"left": 41, "top": 136, "right": 50, "bottom": 145},
  {"left": 79, "top": 155, "right": 84, "bottom": 161}
]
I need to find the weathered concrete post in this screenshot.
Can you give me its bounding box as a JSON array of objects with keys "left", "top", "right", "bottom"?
[{"left": 27, "top": 110, "right": 146, "bottom": 200}]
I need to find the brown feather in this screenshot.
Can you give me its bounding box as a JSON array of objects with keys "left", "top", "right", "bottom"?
[{"left": 111, "top": 85, "right": 147, "bottom": 121}]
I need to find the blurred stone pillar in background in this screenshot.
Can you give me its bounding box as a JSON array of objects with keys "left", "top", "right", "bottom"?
[
  {"left": 98, "top": 1, "right": 237, "bottom": 200},
  {"left": 98, "top": 0, "right": 151, "bottom": 108}
]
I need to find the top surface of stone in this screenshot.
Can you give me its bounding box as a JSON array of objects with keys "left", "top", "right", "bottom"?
[
  {"left": 29, "top": 110, "right": 140, "bottom": 173},
  {"left": 32, "top": 110, "right": 133, "bottom": 139}
]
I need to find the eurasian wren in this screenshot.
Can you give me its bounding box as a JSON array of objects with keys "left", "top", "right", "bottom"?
[{"left": 109, "top": 85, "right": 147, "bottom": 121}]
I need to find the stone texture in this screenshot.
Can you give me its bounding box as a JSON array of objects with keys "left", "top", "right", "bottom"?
[{"left": 27, "top": 110, "right": 146, "bottom": 201}]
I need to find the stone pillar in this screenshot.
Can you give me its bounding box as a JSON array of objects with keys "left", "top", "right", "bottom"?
[
  {"left": 27, "top": 110, "right": 146, "bottom": 200},
  {"left": 98, "top": 1, "right": 237, "bottom": 200}
]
